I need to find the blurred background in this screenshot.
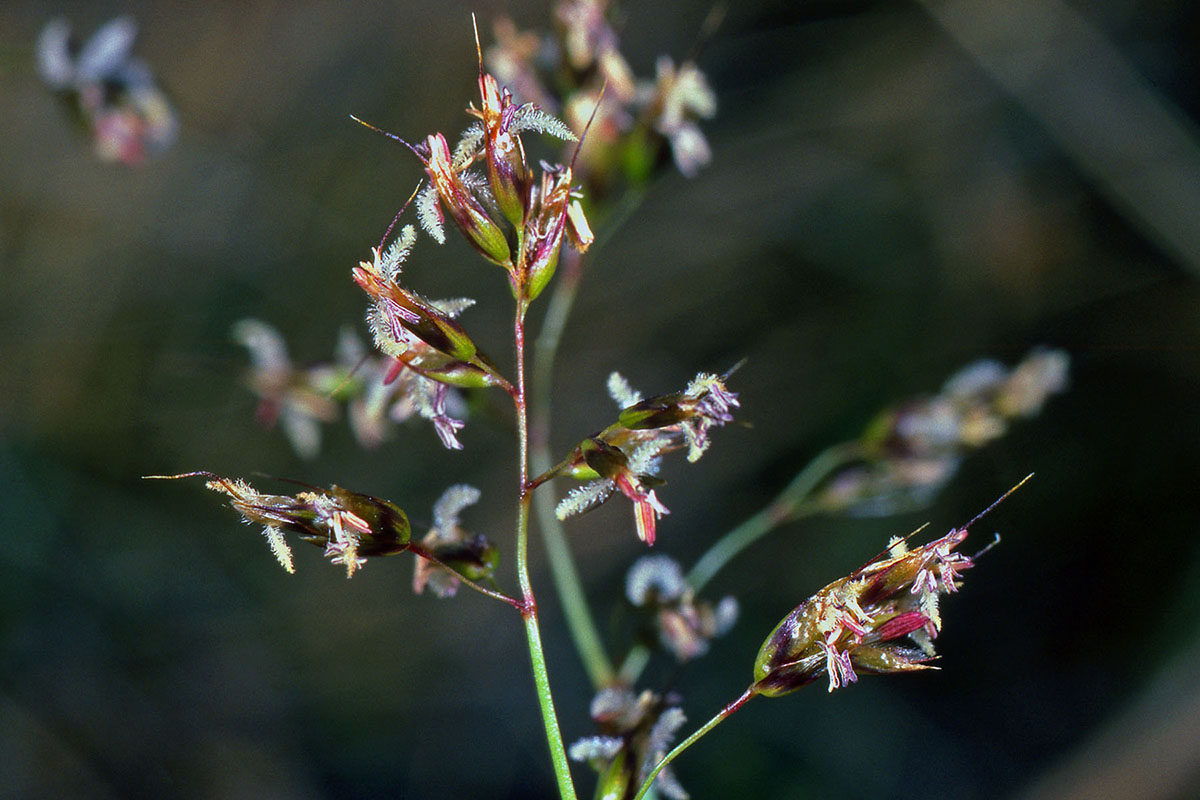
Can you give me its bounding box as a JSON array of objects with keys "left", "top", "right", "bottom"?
[{"left": 3, "top": 0, "right": 1200, "bottom": 798}]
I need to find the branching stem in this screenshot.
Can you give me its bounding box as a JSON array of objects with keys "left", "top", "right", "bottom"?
[
  {"left": 514, "top": 303, "right": 578, "bottom": 800},
  {"left": 530, "top": 248, "right": 617, "bottom": 688},
  {"left": 526, "top": 181, "right": 657, "bottom": 690},
  {"left": 406, "top": 542, "right": 523, "bottom": 609}
]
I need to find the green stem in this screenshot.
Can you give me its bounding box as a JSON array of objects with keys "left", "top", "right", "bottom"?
[
  {"left": 686, "top": 442, "right": 858, "bottom": 591},
  {"left": 631, "top": 687, "right": 758, "bottom": 800},
  {"left": 530, "top": 249, "right": 617, "bottom": 688},
  {"left": 616, "top": 645, "right": 652, "bottom": 688},
  {"left": 514, "top": 305, "right": 578, "bottom": 800}
]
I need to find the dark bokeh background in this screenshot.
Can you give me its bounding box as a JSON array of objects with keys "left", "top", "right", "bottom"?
[{"left": 4, "top": 1, "right": 1200, "bottom": 798}]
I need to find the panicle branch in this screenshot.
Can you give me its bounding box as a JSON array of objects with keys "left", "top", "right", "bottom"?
[{"left": 551, "top": 370, "right": 740, "bottom": 545}]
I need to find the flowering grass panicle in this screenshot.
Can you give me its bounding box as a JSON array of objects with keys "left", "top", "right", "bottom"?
[
  {"left": 754, "top": 476, "right": 1029, "bottom": 695},
  {"left": 553, "top": 371, "right": 740, "bottom": 544},
  {"left": 145, "top": 11, "right": 1065, "bottom": 799}
]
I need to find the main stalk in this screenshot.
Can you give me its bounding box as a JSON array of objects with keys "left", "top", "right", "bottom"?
[{"left": 514, "top": 303, "right": 578, "bottom": 800}]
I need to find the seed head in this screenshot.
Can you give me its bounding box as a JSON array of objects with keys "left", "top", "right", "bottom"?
[
  {"left": 149, "top": 473, "right": 412, "bottom": 578},
  {"left": 753, "top": 476, "right": 1028, "bottom": 694},
  {"left": 752, "top": 526, "right": 975, "bottom": 695},
  {"left": 818, "top": 349, "right": 1068, "bottom": 517},
  {"left": 423, "top": 132, "right": 513, "bottom": 266}
]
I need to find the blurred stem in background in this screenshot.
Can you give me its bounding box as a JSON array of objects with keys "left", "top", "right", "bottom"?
[
  {"left": 1015, "top": 634, "right": 1200, "bottom": 800},
  {"left": 618, "top": 443, "right": 855, "bottom": 685},
  {"left": 684, "top": 443, "right": 857, "bottom": 591},
  {"left": 917, "top": 0, "right": 1200, "bottom": 277}
]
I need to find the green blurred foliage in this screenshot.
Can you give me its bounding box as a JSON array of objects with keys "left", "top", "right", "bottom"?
[{"left": 2, "top": 1, "right": 1200, "bottom": 798}]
